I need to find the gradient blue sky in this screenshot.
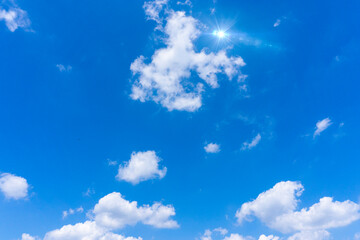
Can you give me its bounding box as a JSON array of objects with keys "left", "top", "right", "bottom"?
[{"left": 1, "top": 0, "right": 360, "bottom": 240}]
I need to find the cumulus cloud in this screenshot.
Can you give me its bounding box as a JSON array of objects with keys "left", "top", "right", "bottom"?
[
  {"left": 44, "top": 221, "right": 141, "bottom": 240},
  {"left": 62, "top": 206, "right": 84, "bottom": 219},
  {"left": 130, "top": 10, "right": 245, "bottom": 111},
  {"left": 0, "top": 3, "right": 30, "bottom": 32},
  {"left": 241, "top": 133, "right": 261, "bottom": 150},
  {"left": 314, "top": 118, "right": 332, "bottom": 137},
  {"left": 94, "top": 192, "right": 178, "bottom": 229},
  {"left": 25, "top": 192, "right": 177, "bottom": 239},
  {"left": 116, "top": 151, "right": 167, "bottom": 185},
  {"left": 258, "top": 235, "right": 279, "bottom": 240},
  {"left": 21, "top": 233, "right": 39, "bottom": 240},
  {"left": 204, "top": 143, "right": 220, "bottom": 153},
  {"left": 236, "top": 181, "right": 360, "bottom": 236},
  {"left": 0, "top": 173, "right": 29, "bottom": 200}
]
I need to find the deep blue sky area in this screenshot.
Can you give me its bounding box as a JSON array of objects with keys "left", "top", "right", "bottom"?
[{"left": 0, "top": 0, "right": 360, "bottom": 240}]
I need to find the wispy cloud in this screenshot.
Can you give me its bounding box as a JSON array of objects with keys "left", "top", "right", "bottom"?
[
  {"left": 241, "top": 133, "right": 261, "bottom": 150},
  {"left": 0, "top": 1, "right": 31, "bottom": 32},
  {"left": 56, "top": 64, "right": 72, "bottom": 72},
  {"left": 314, "top": 118, "right": 332, "bottom": 137},
  {"left": 62, "top": 207, "right": 84, "bottom": 219}
]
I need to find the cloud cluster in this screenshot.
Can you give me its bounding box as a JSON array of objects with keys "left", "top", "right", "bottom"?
[
  {"left": 24, "top": 192, "right": 178, "bottom": 240},
  {"left": 236, "top": 181, "right": 360, "bottom": 239},
  {"left": 93, "top": 192, "right": 178, "bottom": 229},
  {"left": 62, "top": 207, "right": 84, "bottom": 219},
  {"left": 0, "top": 173, "right": 29, "bottom": 200},
  {"left": 117, "top": 151, "right": 167, "bottom": 185},
  {"left": 0, "top": 3, "right": 30, "bottom": 32},
  {"left": 130, "top": 9, "right": 245, "bottom": 111}
]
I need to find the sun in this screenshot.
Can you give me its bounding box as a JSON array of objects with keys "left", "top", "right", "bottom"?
[{"left": 213, "top": 30, "right": 227, "bottom": 38}]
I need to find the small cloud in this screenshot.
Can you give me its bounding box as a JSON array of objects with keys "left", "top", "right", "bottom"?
[
  {"left": 314, "top": 118, "right": 332, "bottom": 137},
  {"left": 116, "top": 151, "right": 167, "bottom": 185},
  {"left": 56, "top": 64, "right": 72, "bottom": 72},
  {"left": 83, "top": 188, "right": 95, "bottom": 197},
  {"left": 0, "top": 4, "right": 31, "bottom": 32},
  {"left": 63, "top": 206, "right": 84, "bottom": 219},
  {"left": 273, "top": 19, "right": 281, "bottom": 27},
  {"left": 21, "top": 233, "right": 40, "bottom": 240},
  {"left": 241, "top": 133, "right": 261, "bottom": 150},
  {"left": 339, "top": 122, "right": 344, "bottom": 128},
  {"left": 107, "top": 159, "right": 118, "bottom": 166},
  {"left": 0, "top": 173, "right": 29, "bottom": 200},
  {"left": 204, "top": 143, "right": 221, "bottom": 153},
  {"left": 177, "top": 0, "right": 192, "bottom": 7}
]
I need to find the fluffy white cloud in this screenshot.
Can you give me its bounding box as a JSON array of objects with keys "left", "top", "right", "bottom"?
[
  {"left": 236, "top": 181, "right": 360, "bottom": 235},
  {"left": 27, "top": 191, "right": 177, "bottom": 239},
  {"left": 116, "top": 151, "right": 167, "bottom": 185},
  {"left": 258, "top": 235, "right": 279, "bottom": 240},
  {"left": 21, "top": 233, "right": 39, "bottom": 240},
  {"left": 63, "top": 206, "right": 84, "bottom": 219},
  {"left": 93, "top": 192, "right": 178, "bottom": 229},
  {"left": 287, "top": 230, "right": 330, "bottom": 240},
  {"left": 241, "top": 133, "right": 261, "bottom": 150},
  {"left": 130, "top": 10, "right": 245, "bottom": 111},
  {"left": 223, "top": 234, "right": 246, "bottom": 240},
  {"left": 314, "top": 118, "right": 332, "bottom": 137},
  {"left": 44, "top": 221, "right": 141, "bottom": 240},
  {"left": 0, "top": 5, "right": 30, "bottom": 32},
  {"left": 0, "top": 173, "right": 29, "bottom": 200},
  {"left": 204, "top": 143, "right": 220, "bottom": 153}
]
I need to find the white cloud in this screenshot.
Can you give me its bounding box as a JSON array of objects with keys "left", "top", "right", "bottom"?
[
  {"left": 93, "top": 192, "right": 178, "bottom": 229},
  {"left": 62, "top": 207, "right": 84, "bottom": 219},
  {"left": 0, "top": 173, "right": 29, "bottom": 200},
  {"left": 56, "top": 64, "right": 72, "bottom": 72},
  {"left": 258, "top": 235, "right": 279, "bottom": 240},
  {"left": 44, "top": 221, "right": 141, "bottom": 240},
  {"left": 0, "top": 5, "right": 30, "bottom": 32},
  {"left": 273, "top": 19, "right": 281, "bottom": 27},
  {"left": 201, "top": 228, "right": 228, "bottom": 240},
  {"left": 116, "top": 151, "right": 167, "bottom": 185},
  {"left": 27, "top": 191, "right": 177, "bottom": 239},
  {"left": 21, "top": 233, "right": 39, "bottom": 240},
  {"left": 241, "top": 133, "right": 261, "bottom": 150},
  {"left": 314, "top": 118, "right": 332, "bottom": 137},
  {"left": 287, "top": 230, "right": 330, "bottom": 240},
  {"left": 204, "top": 143, "right": 220, "bottom": 153},
  {"left": 143, "top": 0, "right": 168, "bottom": 24},
  {"left": 236, "top": 181, "right": 360, "bottom": 235},
  {"left": 223, "top": 234, "right": 246, "bottom": 240},
  {"left": 130, "top": 11, "right": 245, "bottom": 111}
]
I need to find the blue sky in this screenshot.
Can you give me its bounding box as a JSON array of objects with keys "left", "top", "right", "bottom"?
[{"left": 0, "top": 0, "right": 360, "bottom": 239}]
